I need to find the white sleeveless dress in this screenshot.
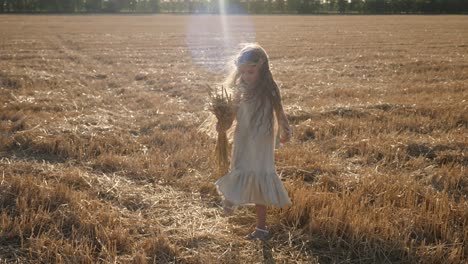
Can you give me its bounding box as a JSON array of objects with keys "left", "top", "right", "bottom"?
[{"left": 215, "top": 88, "right": 291, "bottom": 208}]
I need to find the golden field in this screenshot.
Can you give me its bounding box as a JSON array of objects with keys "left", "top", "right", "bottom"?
[{"left": 0, "top": 15, "right": 467, "bottom": 263}]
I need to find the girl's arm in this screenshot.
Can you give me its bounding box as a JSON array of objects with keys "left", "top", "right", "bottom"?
[{"left": 272, "top": 84, "right": 292, "bottom": 143}]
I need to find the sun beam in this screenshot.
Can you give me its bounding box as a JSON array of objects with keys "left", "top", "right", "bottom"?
[
  {"left": 185, "top": 2, "right": 255, "bottom": 73},
  {"left": 219, "top": 0, "right": 231, "bottom": 53}
]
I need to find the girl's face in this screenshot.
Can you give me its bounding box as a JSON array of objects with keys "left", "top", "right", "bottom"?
[{"left": 239, "top": 64, "right": 260, "bottom": 88}]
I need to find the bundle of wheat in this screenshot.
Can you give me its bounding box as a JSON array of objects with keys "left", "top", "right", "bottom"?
[{"left": 209, "top": 86, "right": 236, "bottom": 178}]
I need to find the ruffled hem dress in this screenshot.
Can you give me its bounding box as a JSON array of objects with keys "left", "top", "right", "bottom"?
[{"left": 215, "top": 88, "right": 291, "bottom": 208}]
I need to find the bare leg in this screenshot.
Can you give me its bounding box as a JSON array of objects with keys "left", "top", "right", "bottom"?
[
  {"left": 222, "top": 199, "right": 234, "bottom": 215},
  {"left": 246, "top": 205, "right": 270, "bottom": 240},
  {"left": 255, "top": 204, "right": 267, "bottom": 230}
]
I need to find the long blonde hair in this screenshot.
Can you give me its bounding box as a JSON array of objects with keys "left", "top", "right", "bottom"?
[{"left": 225, "top": 43, "right": 283, "bottom": 132}]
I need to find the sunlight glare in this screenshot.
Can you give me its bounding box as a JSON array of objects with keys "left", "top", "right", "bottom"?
[{"left": 185, "top": 2, "right": 255, "bottom": 73}]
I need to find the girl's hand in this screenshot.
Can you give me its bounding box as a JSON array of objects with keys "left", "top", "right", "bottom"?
[
  {"left": 216, "top": 119, "right": 232, "bottom": 132},
  {"left": 280, "top": 125, "right": 292, "bottom": 143},
  {"left": 280, "top": 134, "right": 291, "bottom": 144}
]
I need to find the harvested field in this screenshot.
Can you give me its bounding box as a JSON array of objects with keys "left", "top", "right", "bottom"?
[{"left": 0, "top": 15, "right": 467, "bottom": 263}]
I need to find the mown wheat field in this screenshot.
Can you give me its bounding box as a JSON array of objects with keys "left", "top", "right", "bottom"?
[{"left": 0, "top": 15, "right": 467, "bottom": 264}]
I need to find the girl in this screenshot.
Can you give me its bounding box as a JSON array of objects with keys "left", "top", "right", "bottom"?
[{"left": 215, "top": 43, "right": 292, "bottom": 241}]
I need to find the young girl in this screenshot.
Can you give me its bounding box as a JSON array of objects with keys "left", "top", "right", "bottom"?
[{"left": 215, "top": 43, "right": 292, "bottom": 241}]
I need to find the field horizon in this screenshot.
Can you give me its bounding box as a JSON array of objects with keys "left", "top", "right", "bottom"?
[{"left": 0, "top": 15, "right": 467, "bottom": 263}]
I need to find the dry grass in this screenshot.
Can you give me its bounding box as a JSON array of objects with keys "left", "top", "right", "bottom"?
[{"left": 0, "top": 15, "right": 467, "bottom": 263}]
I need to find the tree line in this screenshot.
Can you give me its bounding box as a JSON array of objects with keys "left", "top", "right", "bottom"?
[{"left": 1, "top": 0, "right": 467, "bottom": 14}]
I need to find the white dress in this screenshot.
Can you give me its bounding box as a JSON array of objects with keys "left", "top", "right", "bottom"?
[{"left": 215, "top": 88, "right": 291, "bottom": 208}]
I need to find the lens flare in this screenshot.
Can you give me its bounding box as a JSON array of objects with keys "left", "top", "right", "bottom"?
[{"left": 185, "top": 1, "right": 255, "bottom": 74}]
